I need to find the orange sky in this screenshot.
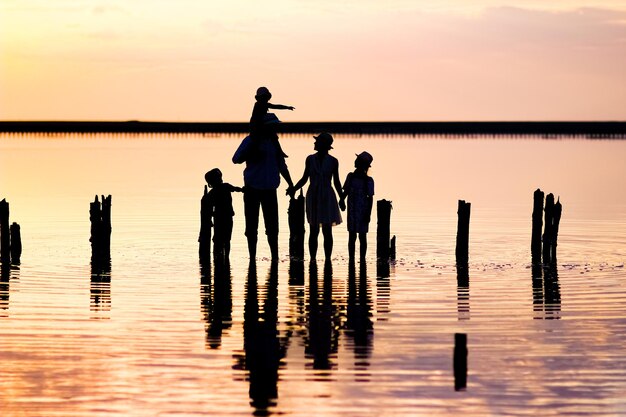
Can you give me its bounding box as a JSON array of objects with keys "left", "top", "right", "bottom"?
[{"left": 1, "top": 1, "right": 625, "bottom": 122}]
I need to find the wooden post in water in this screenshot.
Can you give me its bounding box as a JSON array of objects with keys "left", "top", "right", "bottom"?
[
  {"left": 90, "top": 196, "right": 102, "bottom": 258},
  {"left": 0, "top": 199, "right": 10, "bottom": 264},
  {"left": 376, "top": 200, "right": 392, "bottom": 262},
  {"left": 101, "top": 195, "right": 112, "bottom": 258},
  {"left": 551, "top": 198, "right": 562, "bottom": 263},
  {"left": 455, "top": 200, "right": 471, "bottom": 265},
  {"left": 531, "top": 189, "right": 544, "bottom": 263},
  {"left": 454, "top": 333, "right": 468, "bottom": 391},
  {"left": 10, "top": 223, "right": 21, "bottom": 265},
  {"left": 90, "top": 195, "right": 112, "bottom": 262},
  {"left": 288, "top": 191, "right": 305, "bottom": 260},
  {"left": 199, "top": 185, "right": 212, "bottom": 261},
  {"left": 542, "top": 193, "right": 555, "bottom": 264}
]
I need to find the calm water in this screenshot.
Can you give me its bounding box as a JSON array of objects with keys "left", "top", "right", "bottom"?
[{"left": 1, "top": 134, "right": 626, "bottom": 416}]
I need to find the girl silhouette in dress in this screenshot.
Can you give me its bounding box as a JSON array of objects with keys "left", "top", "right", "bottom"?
[{"left": 290, "top": 133, "right": 342, "bottom": 260}]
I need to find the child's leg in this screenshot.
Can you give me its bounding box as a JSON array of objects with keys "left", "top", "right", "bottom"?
[
  {"left": 358, "top": 232, "right": 367, "bottom": 260},
  {"left": 322, "top": 224, "right": 333, "bottom": 260},
  {"left": 224, "top": 218, "right": 233, "bottom": 258},
  {"left": 309, "top": 224, "right": 320, "bottom": 260},
  {"left": 348, "top": 232, "right": 357, "bottom": 260}
]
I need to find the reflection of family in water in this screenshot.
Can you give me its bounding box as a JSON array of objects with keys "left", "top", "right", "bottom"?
[
  {"left": 202, "top": 86, "right": 375, "bottom": 263},
  {"left": 227, "top": 258, "right": 373, "bottom": 415}
]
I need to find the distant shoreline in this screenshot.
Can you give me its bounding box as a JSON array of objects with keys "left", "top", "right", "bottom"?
[{"left": 1, "top": 121, "right": 625, "bottom": 137}]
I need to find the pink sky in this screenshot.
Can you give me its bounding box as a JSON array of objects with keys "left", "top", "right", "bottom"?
[{"left": 1, "top": 1, "right": 625, "bottom": 121}]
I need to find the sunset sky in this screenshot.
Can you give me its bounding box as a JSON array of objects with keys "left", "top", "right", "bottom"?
[{"left": 1, "top": 0, "right": 625, "bottom": 122}]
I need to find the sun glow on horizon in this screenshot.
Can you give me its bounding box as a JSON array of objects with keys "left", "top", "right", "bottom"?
[{"left": 1, "top": 1, "right": 626, "bottom": 121}]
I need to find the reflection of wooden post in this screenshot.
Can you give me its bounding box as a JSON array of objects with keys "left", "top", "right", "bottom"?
[
  {"left": 454, "top": 333, "right": 468, "bottom": 391},
  {"left": 455, "top": 200, "right": 471, "bottom": 265},
  {"left": 199, "top": 186, "right": 212, "bottom": 260},
  {"left": 390, "top": 236, "right": 396, "bottom": 261},
  {"left": 0, "top": 199, "right": 11, "bottom": 264},
  {"left": 542, "top": 193, "right": 555, "bottom": 264},
  {"left": 288, "top": 192, "right": 305, "bottom": 260},
  {"left": 10, "top": 223, "right": 21, "bottom": 265},
  {"left": 531, "top": 189, "right": 544, "bottom": 263},
  {"left": 456, "top": 264, "right": 469, "bottom": 321},
  {"left": 376, "top": 200, "right": 392, "bottom": 262}
]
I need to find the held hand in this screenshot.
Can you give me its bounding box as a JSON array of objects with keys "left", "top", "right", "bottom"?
[
  {"left": 339, "top": 199, "right": 346, "bottom": 211},
  {"left": 286, "top": 186, "right": 295, "bottom": 198}
]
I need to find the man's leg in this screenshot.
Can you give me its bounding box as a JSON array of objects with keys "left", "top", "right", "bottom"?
[
  {"left": 260, "top": 189, "right": 279, "bottom": 260},
  {"left": 244, "top": 188, "right": 261, "bottom": 259}
]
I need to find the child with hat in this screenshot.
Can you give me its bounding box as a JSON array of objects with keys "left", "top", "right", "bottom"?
[
  {"left": 339, "top": 151, "right": 374, "bottom": 262},
  {"left": 201, "top": 168, "right": 243, "bottom": 260}
]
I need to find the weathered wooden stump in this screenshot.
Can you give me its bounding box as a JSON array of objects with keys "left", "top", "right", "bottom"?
[
  {"left": 0, "top": 199, "right": 9, "bottom": 264},
  {"left": 531, "top": 188, "right": 544, "bottom": 263},
  {"left": 90, "top": 195, "right": 112, "bottom": 263},
  {"left": 199, "top": 185, "right": 212, "bottom": 261},
  {"left": 288, "top": 192, "right": 305, "bottom": 260},
  {"left": 531, "top": 189, "right": 563, "bottom": 264},
  {"left": 10, "top": 223, "right": 21, "bottom": 265},
  {"left": 551, "top": 198, "right": 562, "bottom": 263},
  {"left": 455, "top": 200, "right": 471, "bottom": 265},
  {"left": 454, "top": 333, "right": 468, "bottom": 391},
  {"left": 542, "top": 193, "right": 555, "bottom": 264},
  {"left": 376, "top": 200, "right": 393, "bottom": 262}
]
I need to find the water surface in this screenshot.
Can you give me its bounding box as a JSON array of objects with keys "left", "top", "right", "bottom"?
[{"left": 1, "top": 134, "right": 625, "bottom": 416}]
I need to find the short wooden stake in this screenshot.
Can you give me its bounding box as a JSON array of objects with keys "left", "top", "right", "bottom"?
[
  {"left": 531, "top": 188, "right": 544, "bottom": 263},
  {"left": 199, "top": 185, "right": 212, "bottom": 260},
  {"left": 101, "top": 195, "right": 112, "bottom": 258},
  {"left": 376, "top": 200, "right": 392, "bottom": 262},
  {"left": 90, "top": 195, "right": 112, "bottom": 263},
  {"left": 455, "top": 200, "right": 471, "bottom": 265},
  {"left": 542, "top": 193, "right": 555, "bottom": 264},
  {"left": 10, "top": 223, "right": 21, "bottom": 265},
  {"left": 551, "top": 198, "right": 562, "bottom": 263},
  {"left": 288, "top": 191, "right": 305, "bottom": 260},
  {"left": 0, "top": 199, "right": 9, "bottom": 264}
]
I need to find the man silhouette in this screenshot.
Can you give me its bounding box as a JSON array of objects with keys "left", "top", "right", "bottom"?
[{"left": 233, "top": 114, "right": 294, "bottom": 259}]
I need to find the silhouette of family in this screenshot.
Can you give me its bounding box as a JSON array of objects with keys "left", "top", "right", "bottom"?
[{"left": 202, "top": 87, "right": 374, "bottom": 262}]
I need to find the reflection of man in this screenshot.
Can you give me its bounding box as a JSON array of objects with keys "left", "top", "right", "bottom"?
[{"left": 233, "top": 115, "right": 294, "bottom": 259}]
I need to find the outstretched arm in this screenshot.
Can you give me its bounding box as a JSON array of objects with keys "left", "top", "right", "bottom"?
[
  {"left": 268, "top": 102, "right": 295, "bottom": 111},
  {"left": 226, "top": 184, "right": 244, "bottom": 193}
]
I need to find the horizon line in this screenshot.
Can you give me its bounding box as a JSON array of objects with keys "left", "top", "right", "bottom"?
[{"left": 1, "top": 120, "right": 625, "bottom": 137}]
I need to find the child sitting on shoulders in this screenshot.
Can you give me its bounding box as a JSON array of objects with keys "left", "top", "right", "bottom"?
[{"left": 250, "top": 86, "right": 294, "bottom": 158}]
